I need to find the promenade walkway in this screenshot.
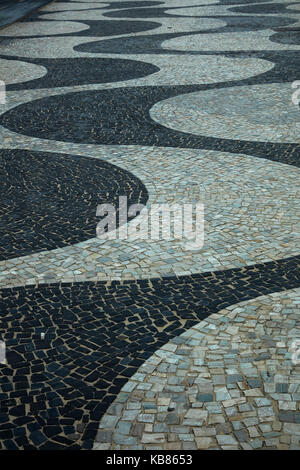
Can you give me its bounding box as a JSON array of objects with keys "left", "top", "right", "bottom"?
[{"left": 0, "top": 0, "right": 299, "bottom": 450}]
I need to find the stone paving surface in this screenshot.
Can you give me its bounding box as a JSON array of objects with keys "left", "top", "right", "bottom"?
[
  {"left": 0, "top": 0, "right": 299, "bottom": 451},
  {"left": 0, "top": 0, "right": 53, "bottom": 29},
  {"left": 0, "top": 148, "right": 299, "bottom": 286},
  {"left": 95, "top": 289, "right": 300, "bottom": 450}
]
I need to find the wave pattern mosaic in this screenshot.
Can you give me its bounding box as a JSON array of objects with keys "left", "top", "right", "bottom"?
[{"left": 0, "top": 0, "right": 299, "bottom": 451}]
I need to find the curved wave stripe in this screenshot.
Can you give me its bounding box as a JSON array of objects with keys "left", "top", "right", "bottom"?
[
  {"left": 0, "top": 58, "right": 46, "bottom": 85},
  {"left": 0, "top": 149, "right": 148, "bottom": 261},
  {"left": 0, "top": 260, "right": 299, "bottom": 449},
  {"left": 0, "top": 146, "right": 299, "bottom": 284},
  {"left": 0, "top": 0, "right": 52, "bottom": 29},
  {"left": 0, "top": 19, "right": 160, "bottom": 37},
  {"left": 150, "top": 83, "right": 300, "bottom": 143},
  {"left": 3, "top": 57, "right": 159, "bottom": 90},
  {"left": 1, "top": 84, "right": 300, "bottom": 161},
  {"left": 0, "top": 0, "right": 300, "bottom": 451},
  {"left": 0, "top": 20, "right": 91, "bottom": 36},
  {"left": 95, "top": 287, "right": 300, "bottom": 450}
]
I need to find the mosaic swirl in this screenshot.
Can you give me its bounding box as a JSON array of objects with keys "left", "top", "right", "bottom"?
[
  {"left": 0, "top": 149, "right": 148, "bottom": 261},
  {"left": 0, "top": 260, "right": 299, "bottom": 449},
  {"left": 0, "top": 21, "right": 91, "bottom": 37},
  {"left": 0, "top": 147, "right": 299, "bottom": 285},
  {"left": 0, "top": 0, "right": 300, "bottom": 452},
  {"left": 96, "top": 288, "right": 300, "bottom": 450},
  {"left": 3, "top": 57, "right": 159, "bottom": 90},
  {"left": 150, "top": 83, "right": 300, "bottom": 143}
]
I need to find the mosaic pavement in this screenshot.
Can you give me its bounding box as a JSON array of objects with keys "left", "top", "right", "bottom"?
[
  {"left": 0, "top": 0, "right": 299, "bottom": 451},
  {"left": 0, "top": 1, "right": 53, "bottom": 29}
]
